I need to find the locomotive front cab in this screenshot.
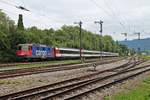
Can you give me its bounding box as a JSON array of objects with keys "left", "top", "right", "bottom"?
[{"left": 16, "top": 44, "right": 32, "bottom": 57}]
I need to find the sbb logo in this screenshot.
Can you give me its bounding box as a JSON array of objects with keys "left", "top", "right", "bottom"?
[{"left": 36, "top": 50, "right": 47, "bottom": 56}]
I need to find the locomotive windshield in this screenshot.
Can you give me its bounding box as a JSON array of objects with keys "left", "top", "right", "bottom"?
[{"left": 20, "top": 45, "right": 28, "bottom": 51}]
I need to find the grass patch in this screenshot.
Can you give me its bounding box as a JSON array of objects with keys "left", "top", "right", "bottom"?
[
  {"left": 140, "top": 56, "right": 150, "bottom": 60},
  {"left": 105, "top": 76, "right": 150, "bottom": 100},
  {"left": 0, "top": 60, "right": 82, "bottom": 71}
]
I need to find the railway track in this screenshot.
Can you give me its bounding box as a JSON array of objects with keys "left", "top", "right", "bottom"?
[
  {"left": 0, "top": 59, "right": 147, "bottom": 100},
  {"left": 0, "top": 58, "right": 123, "bottom": 79},
  {"left": 0, "top": 57, "right": 119, "bottom": 68},
  {"left": 65, "top": 65, "right": 150, "bottom": 100}
]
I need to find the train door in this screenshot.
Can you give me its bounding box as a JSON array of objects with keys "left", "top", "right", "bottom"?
[{"left": 28, "top": 45, "right": 32, "bottom": 56}]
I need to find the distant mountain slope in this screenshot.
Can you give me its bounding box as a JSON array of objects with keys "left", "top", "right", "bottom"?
[{"left": 119, "top": 38, "right": 150, "bottom": 51}]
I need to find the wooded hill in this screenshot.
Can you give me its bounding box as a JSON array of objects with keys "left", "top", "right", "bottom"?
[{"left": 120, "top": 38, "right": 150, "bottom": 51}]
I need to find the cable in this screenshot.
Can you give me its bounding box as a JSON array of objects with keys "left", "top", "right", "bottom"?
[
  {"left": 0, "top": 0, "right": 15, "bottom": 6},
  {"left": 89, "top": 0, "right": 127, "bottom": 31},
  {"left": 0, "top": 0, "right": 109, "bottom": 25},
  {"left": 89, "top": 0, "right": 113, "bottom": 18},
  {"left": 103, "top": 0, "right": 127, "bottom": 30},
  {"left": 0, "top": 0, "right": 68, "bottom": 24},
  {"left": 2, "top": 0, "right": 149, "bottom": 36},
  {"left": 113, "top": 0, "right": 132, "bottom": 33},
  {"left": 0, "top": 8, "right": 59, "bottom": 28}
]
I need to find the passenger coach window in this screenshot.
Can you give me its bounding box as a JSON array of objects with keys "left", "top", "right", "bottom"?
[{"left": 60, "top": 50, "right": 79, "bottom": 54}]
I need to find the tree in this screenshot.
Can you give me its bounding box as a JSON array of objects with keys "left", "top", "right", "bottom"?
[
  {"left": 0, "top": 32, "right": 10, "bottom": 50},
  {"left": 17, "top": 14, "right": 24, "bottom": 30},
  {"left": 102, "top": 35, "right": 114, "bottom": 52}
]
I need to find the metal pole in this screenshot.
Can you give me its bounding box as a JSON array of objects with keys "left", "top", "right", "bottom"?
[
  {"left": 138, "top": 33, "right": 141, "bottom": 60},
  {"left": 95, "top": 20, "right": 103, "bottom": 60},
  {"left": 74, "top": 21, "right": 83, "bottom": 61},
  {"left": 134, "top": 32, "right": 141, "bottom": 60},
  {"left": 79, "top": 21, "right": 82, "bottom": 61},
  {"left": 100, "top": 20, "right": 103, "bottom": 61},
  {"left": 121, "top": 33, "right": 128, "bottom": 56}
]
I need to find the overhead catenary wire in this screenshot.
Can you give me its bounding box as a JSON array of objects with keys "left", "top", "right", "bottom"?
[
  {"left": 0, "top": 9, "right": 56, "bottom": 28},
  {"left": 0, "top": 0, "right": 71, "bottom": 25},
  {"left": 0, "top": 0, "right": 15, "bottom": 6},
  {"left": 89, "top": 0, "right": 113, "bottom": 18},
  {"left": 0, "top": 0, "right": 114, "bottom": 26},
  {"left": 89, "top": 0, "right": 124, "bottom": 32},
  {"left": 0, "top": 0, "right": 128, "bottom": 29},
  {"left": 0, "top": 1, "right": 98, "bottom": 31},
  {"left": 89, "top": 0, "right": 127, "bottom": 32},
  {"left": 1, "top": 0, "right": 149, "bottom": 38},
  {"left": 108, "top": 0, "right": 134, "bottom": 34},
  {"left": 0, "top": 0, "right": 93, "bottom": 24},
  {"left": 103, "top": 0, "right": 128, "bottom": 31},
  {"left": 91, "top": 0, "right": 149, "bottom": 39},
  {"left": 107, "top": 0, "right": 128, "bottom": 25}
]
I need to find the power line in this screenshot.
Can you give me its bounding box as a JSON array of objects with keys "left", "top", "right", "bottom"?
[
  {"left": 0, "top": 0, "right": 87, "bottom": 24},
  {"left": 89, "top": 0, "right": 113, "bottom": 18},
  {"left": 0, "top": 0, "right": 15, "bottom": 6},
  {"left": 0, "top": 0, "right": 126, "bottom": 28},
  {"left": 89, "top": 0, "right": 127, "bottom": 31},
  {"left": 0, "top": 0, "right": 68, "bottom": 24},
  {"left": 107, "top": 0, "right": 128, "bottom": 24},
  {"left": 103, "top": 0, "right": 128, "bottom": 31},
  {"left": 0, "top": 8, "right": 58, "bottom": 28},
  {"left": 2, "top": 0, "right": 148, "bottom": 36},
  {"left": 111, "top": 0, "right": 136, "bottom": 34},
  {"left": 0, "top": 0, "right": 110, "bottom": 26}
]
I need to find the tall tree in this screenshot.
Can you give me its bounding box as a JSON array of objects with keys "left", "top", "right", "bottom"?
[{"left": 17, "top": 14, "right": 24, "bottom": 30}]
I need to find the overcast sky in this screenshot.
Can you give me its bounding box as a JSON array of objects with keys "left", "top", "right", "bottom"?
[{"left": 0, "top": 0, "right": 150, "bottom": 40}]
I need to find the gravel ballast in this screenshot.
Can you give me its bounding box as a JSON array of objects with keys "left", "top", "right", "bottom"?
[{"left": 0, "top": 59, "right": 133, "bottom": 96}]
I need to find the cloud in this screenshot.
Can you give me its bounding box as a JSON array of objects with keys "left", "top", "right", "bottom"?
[{"left": 0, "top": 0, "right": 150, "bottom": 40}]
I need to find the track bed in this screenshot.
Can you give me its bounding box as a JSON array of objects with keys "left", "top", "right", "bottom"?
[{"left": 0, "top": 58, "right": 150, "bottom": 100}]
